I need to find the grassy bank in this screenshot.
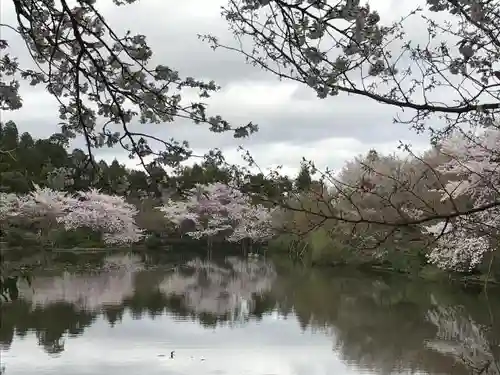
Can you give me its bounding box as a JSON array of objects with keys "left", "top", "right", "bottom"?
[{"left": 267, "top": 230, "right": 500, "bottom": 288}]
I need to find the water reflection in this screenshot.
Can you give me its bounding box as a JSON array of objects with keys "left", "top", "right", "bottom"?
[
  {"left": 0, "top": 253, "right": 499, "bottom": 375},
  {"left": 20, "top": 253, "right": 142, "bottom": 311},
  {"left": 425, "top": 301, "right": 499, "bottom": 374},
  {"left": 159, "top": 257, "right": 276, "bottom": 324}
]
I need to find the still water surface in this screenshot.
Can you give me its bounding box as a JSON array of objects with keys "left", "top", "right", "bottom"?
[{"left": 1, "top": 252, "right": 499, "bottom": 375}]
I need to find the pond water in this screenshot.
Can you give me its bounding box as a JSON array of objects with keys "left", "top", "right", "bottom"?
[{"left": 1, "top": 252, "right": 499, "bottom": 375}]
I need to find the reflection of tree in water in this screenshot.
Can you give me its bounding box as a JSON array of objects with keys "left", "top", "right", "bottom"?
[
  {"left": 0, "top": 254, "right": 278, "bottom": 355},
  {"left": 425, "top": 297, "right": 500, "bottom": 374},
  {"left": 18, "top": 253, "right": 141, "bottom": 311},
  {"left": 270, "top": 266, "right": 499, "bottom": 375},
  {"left": 113, "top": 256, "right": 277, "bottom": 328},
  {"left": 158, "top": 257, "right": 276, "bottom": 326},
  {"left": 0, "top": 300, "right": 96, "bottom": 355},
  {"left": 0, "top": 254, "right": 141, "bottom": 355}
]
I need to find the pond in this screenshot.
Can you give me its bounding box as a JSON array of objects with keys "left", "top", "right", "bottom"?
[{"left": 1, "top": 251, "right": 499, "bottom": 375}]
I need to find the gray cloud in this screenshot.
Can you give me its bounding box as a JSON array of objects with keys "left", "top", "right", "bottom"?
[{"left": 93, "top": 82, "right": 427, "bottom": 154}]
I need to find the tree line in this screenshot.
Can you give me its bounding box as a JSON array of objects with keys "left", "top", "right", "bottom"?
[{"left": 0, "top": 120, "right": 318, "bottom": 249}]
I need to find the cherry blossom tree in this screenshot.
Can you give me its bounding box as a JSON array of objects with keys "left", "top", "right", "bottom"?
[
  {"left": 157, "top": 183, "right": 242, "bottom": 246},
  {"left": 157, "top": 182, "right": 277, "bottom": 254},
  {"left": 422, "top": 128, "right": 500, "bottom": 272},
  {"left": 226, "top": 203, "right": 276, "bottom": 255},
  {"left": 242, "top": 132, "right": 497, "bottom": 272},
  {"left": 0, "top": 184, "right": 143, "bottom": 245},
  {"left": 61, "top": 188, "right": 144, "bottom": 244}
]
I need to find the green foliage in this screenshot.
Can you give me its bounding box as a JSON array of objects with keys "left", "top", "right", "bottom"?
[
  {"left": 270, "top": 208, "right": 500, "bottom": 280},
  {"left": 418, "top": 265, "right": 450, "bottom": 282},
  {"left": 270, "top": 223, "right": 437, "bottom": 275},
  {"left": 50, "top": 228, "right": 104, "bottom": 249},
  {"left": 2, "top": 226, "right": 40, "bottom": 247},
  {"left": 143, "top": 233, "right": 165, "bottom": 250},
  {"left": 295, "top": 163, "right": 312, "bottom": 192}
]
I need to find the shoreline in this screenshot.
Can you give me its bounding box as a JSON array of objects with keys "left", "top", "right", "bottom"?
[
  {"left": 3, "top": 245, "right": 498, "bottom": 288},
  {"left": 305, "top": 261, "right": 499, "bottom": 289}
]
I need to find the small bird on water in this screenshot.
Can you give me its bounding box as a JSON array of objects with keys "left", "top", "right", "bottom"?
[{"left": 170, "top": 351, "right": 175, "bottom": 359}]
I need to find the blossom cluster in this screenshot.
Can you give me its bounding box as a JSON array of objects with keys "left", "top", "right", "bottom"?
[
  {"left": 424, "top": 222, "right": 490, "bottom": 272},
  {"left": 423, "top": 128, "right": 500, "bottom": 271},
  {"left": 0, "top": 185, "right": 143, "bottom": 245},
  {"left": 156, "top": 182, "right": 276, "bottom": 243}
]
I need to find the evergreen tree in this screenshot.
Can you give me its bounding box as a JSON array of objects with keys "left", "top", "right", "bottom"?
[{"left": 295, "top": 163, "right": 312, "bottom": 192}]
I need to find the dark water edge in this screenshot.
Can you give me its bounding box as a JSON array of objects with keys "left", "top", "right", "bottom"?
[
  {"left": 316, "top": 261, "right": 499, "bottom": 290},
  {"left": 3, "top": 243, "right": 499, "bottom": 292}
]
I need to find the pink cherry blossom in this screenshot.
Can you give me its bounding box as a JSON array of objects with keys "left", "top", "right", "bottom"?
[
  {"left": 157, "top": 182, "right": 276, "bottom": 243},
  {"left": 0, "top": 185, "right": 143, "bottom": 245}
]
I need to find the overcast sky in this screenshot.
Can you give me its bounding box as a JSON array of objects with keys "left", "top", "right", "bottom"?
[{"left": 0, "top": 0, "right": 435, "bottom": 177}]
